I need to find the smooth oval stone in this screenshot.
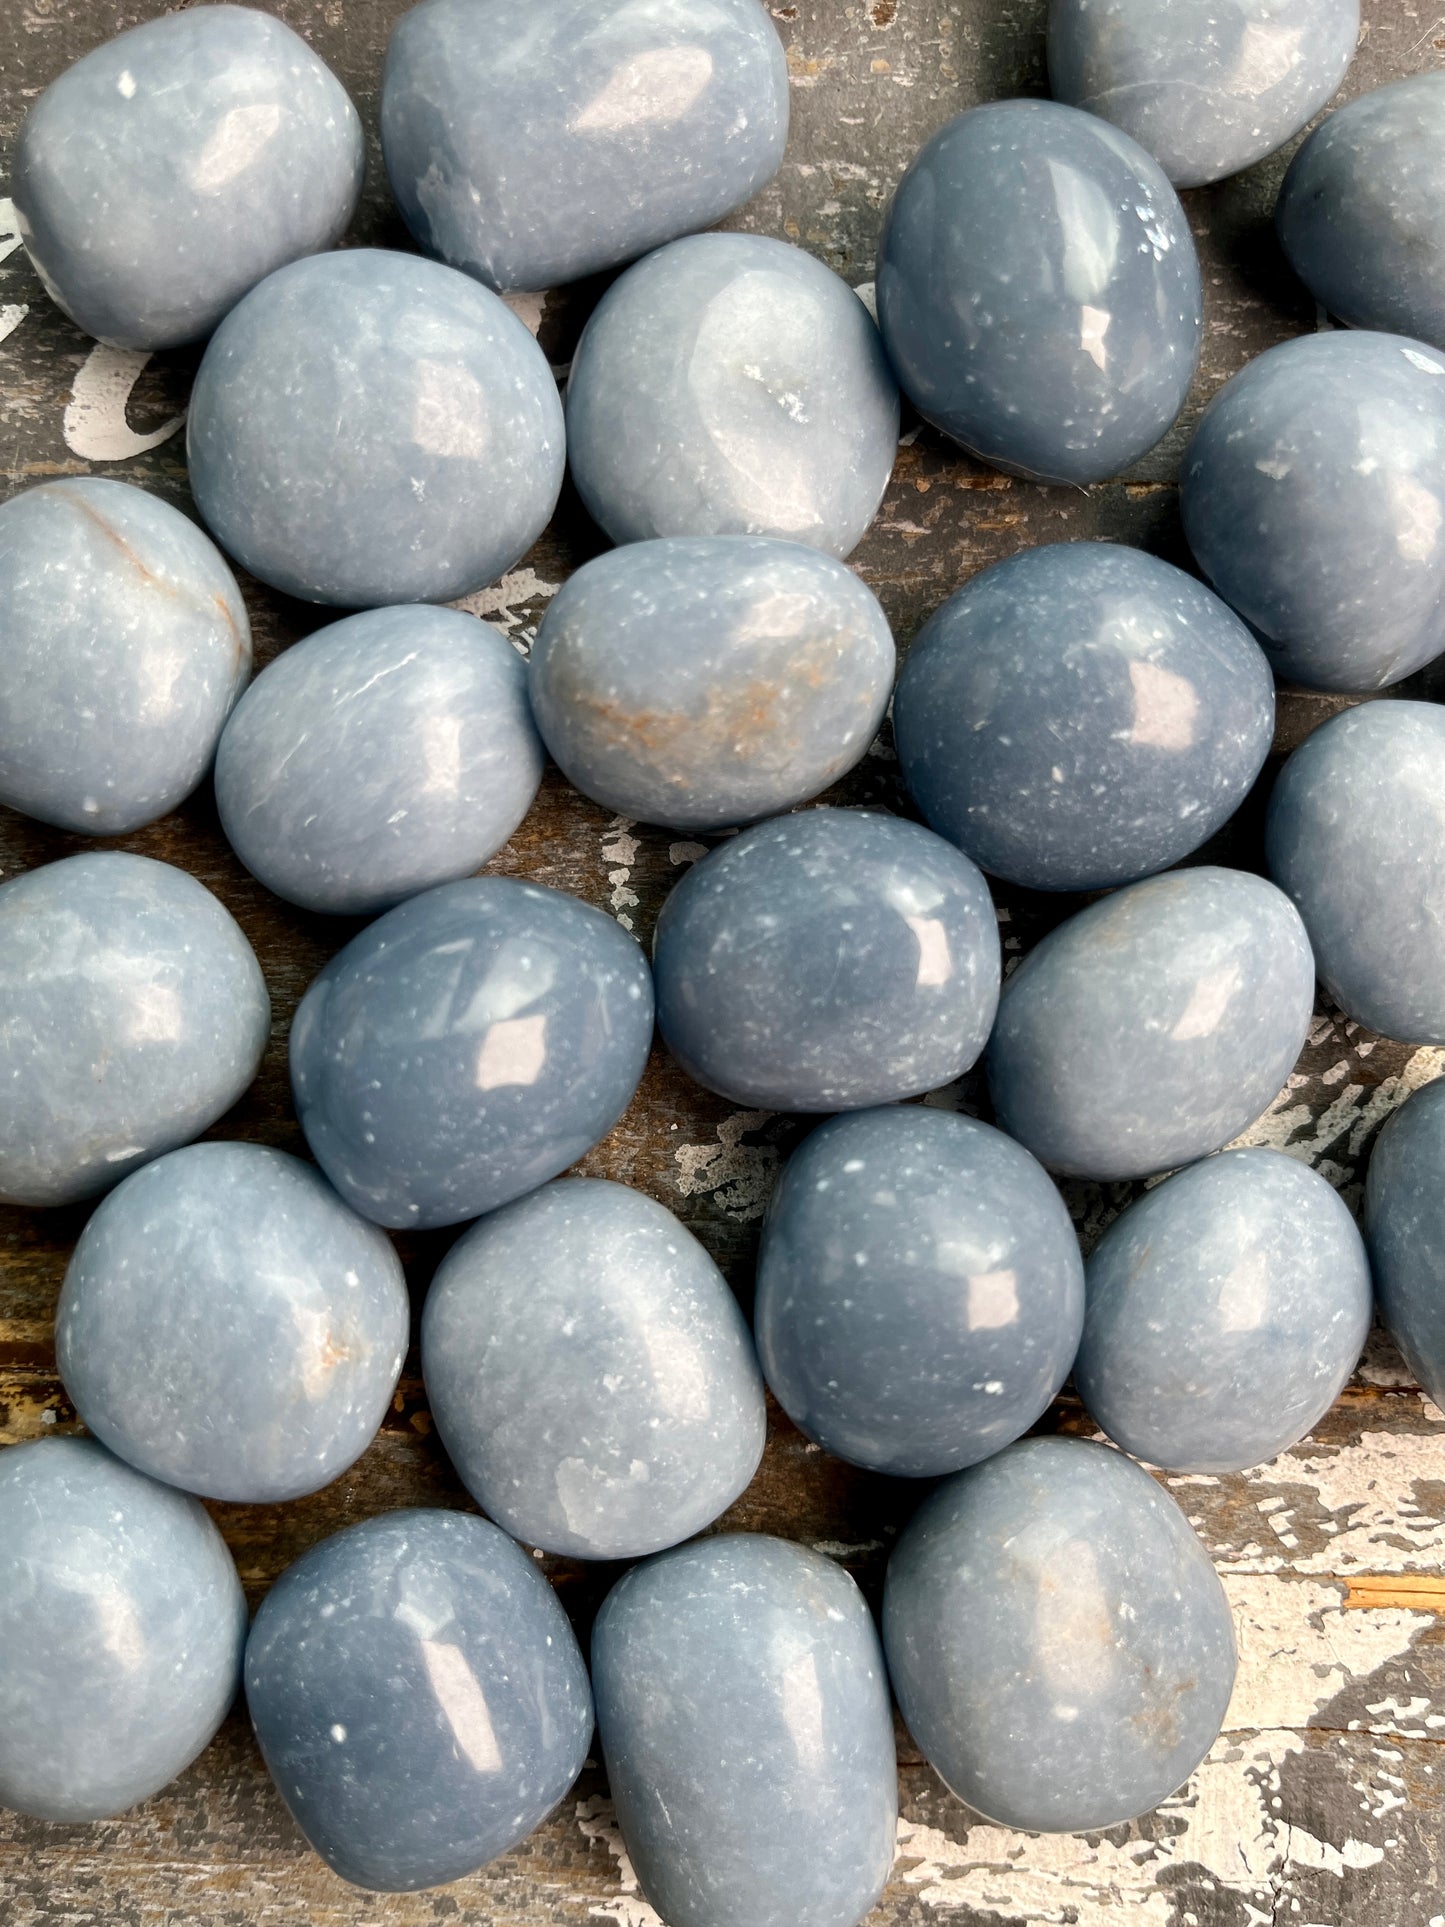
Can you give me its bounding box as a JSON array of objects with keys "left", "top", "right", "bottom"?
[
  {"left": 893, "top": 542, "right": 1275, "bottom": 893},
  {"left": 876, "top": 99, "right": 1201, "bottom": 485},
  {"left": 215, "top": 605, "right": 543, "bottom": 915},
  {"left": 883, "top": 1435, "right": 1236, "bottom": 1833},
  {"left": 0, "top": 852, "right": 270, "bottom": 1208},
  {"left": 1077, "top": 1148, "right": 1371, "bottom": 1474},
  {"left": 755, "top": 1106, "right": 1084, "bottom": 1478},
  {"left": 0, "top": 477, "right": 250, "bottom": 835},
  {"left": 592, "top": 1534, "right": 896, "bottom": 1927},
  {"left": 1181, "top": 330, "right": 1445, "bottom": 691},
  {"left": 290, "top": 875, "right": 654, "bottom": 1229},
  {"left": 187, "top": 249, "right": 564, "bottom": 607},
  {"left": 11, "top": 4, "right": 363, "bottom": 351},
  {"left": 1049, "top": 0, "right": 1359, "bottom": 190},
  {"left": 381, "top": 0, "right": 788, "bottom": 294},
  {"left": 653, "top": 808, "right": 1001, "bottom": 1112},
  {"left": 528, "top": 537, "right": 895, "bottom": 832},
  {"left": 564, "top": 233, "right": 899, "bottom": 561},
  {"left": 245, "top": 1508, "right": 592, "bottom": 1892},
  {"left": 987, "top": 866, "right": 1314, "bottom": 1181},
  {"left": 0, "top": 1437, "right": 246, "bottom": 1822},
  {"left": 422, "top": 1176, "right": 765, "bottom": 1558},
  {"left": 56, "top": 1142, "right": 409, "bottom": 1504},
  {"left": 1365, "top": 1076, "right": 1445, "bottom": 1409}
]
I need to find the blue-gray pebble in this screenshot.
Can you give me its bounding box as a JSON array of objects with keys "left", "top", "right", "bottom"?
[
  {"left": 1365, "top": 1076, "right": 1445, "bottom": 1411},
  {"left": 215, "top": 605, "right": 543, "bottom": 916},
  {"left": 876, "top": 99, "right": 1201, "bottom": 485},
  {"left": 291, "top": 876, "right": 653, "bottom": 1229},
  {"left": 884, "top": 1436, "right": 1236, "bottom": 1832},
  {"left": 653, "top": 808, "right": 1000, "bottom": 1112},
  {"left": 187, "top": 249, "right": 564, "bottom": 608},
  {"left": 565, "top": 234, "right": 899, "bottom": 560},
  {"left": 244, "top": 1508, "right": 592, "bottom": 1892},
  {"left": 987, "top": 866, "right": 1314, "bottom": 1181},
  {"left": 0, "top": 1437, "right": 245, "bottom": 1822},
  {"left": 592, "top": 1534, "right": 896, "bottom": 1927},
  {"left": 381, "top": 0, "right": 788, "bottom": 294},
  {"left": 755, "top": 1106, "right": 1084, "bottom": 1478},
  {"left": 893, "top": 542, "right": 1275, "bottom": 893},
  {"left": 0, "top": 852, "right": 270, "bottom": 1208},
  {"left": 528, "top": 537, "right": 894, "bottom": 831}
]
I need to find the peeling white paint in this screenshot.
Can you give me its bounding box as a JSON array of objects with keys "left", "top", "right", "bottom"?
[
  {"left": 674, "top": 1109, "right": 779, "bottom": 1219},
  {"left": 601, "top": 817, "right": 640, "bottom": 931},
  {"left": 450, "top": 566, "right": 560, "bottom": 652},
  {"left": 575, "top": 1795, "right": 664, "bottom": 1927},
  {"left": 1234, "top": 1430, "right": 1445, "bottom": 1576},
  {"left": 0, "top": 304, "right": 26, "bottom": 346},
  {"left": 62, "top": 344, "right": 185, "bottom": 461},
  {"left": 1227, "top": 1043, "right": 1445, "bottom": 1187},
  {"left": 1224, "top": 1575, "right": 1429, "bottom": 1728}
]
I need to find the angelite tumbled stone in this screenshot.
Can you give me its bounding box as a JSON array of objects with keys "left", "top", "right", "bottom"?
[
  {"left": 1365, "top": 1076, "right": 1445, "bottom": 1410},
  {"left": 57, "top": 1143, "right": 409, "bottom": 1504},
  {"left": 187, "top": 249, "right": 564, "bottom": 607},
  {"left": 216, "top": 605, "right": 543, "bottom": 915},
  {"left": 0, "top": 852, "right": 270, "bottom": 1208},
  {"left": 876, "top": 99, "right": 1201, "bottom": 485},
  {"left": 987, "top": 866, "right": 1314, "bottom": 1181},
  {"left": 381, "top": 0, "right": 788, "bottom": 294},
  {"left": 1181, "top": 331, "right": 1445, "bottom": 691},
  {"left": 592, "top": 1534, "right": 896, "bottom": 1927},
  {"left": 11, "top": 5, "right": 363, "bottom": 351},
  {"left": 883, "top": 1436, "right": 1236, "bottom": 1833},
  {"left": 0, "top": 478, "right": 250, "bottom": 835},
  {"left": 1076, "top": 1148, "right": 1371, "bottom": 1474},
  {"left": 245, "top": 1509, "right": 593, "bottom": 1892},
  {"left": 423, "top": 1176, "right": 765, "bottom": 1558},
  {"left": 755, "top": 1107, "right": 1084, "bottom": 1478},
  {"left": 528, "top": 537, "right": 894, "bottom": 832},
  {"left": 0, "top": 1438, "right": 246, "bottom": 1822},
  {"left": 653, "top": 808, "right": 1000, "bottom": 1112},
  {"left": 893, "top": 542, "right": 1275, "bottom": 893},
  {"left": 564, "top": 234, "right": 899, "bottom": 560},
  {"left": 291, "top": 876, "right": 654, "bottom": 1229}
]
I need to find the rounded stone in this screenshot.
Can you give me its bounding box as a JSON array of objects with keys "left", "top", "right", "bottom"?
[
  {"left": 528, "top": 537, "right": 895, "bottom": 832},
  {"left": 11, "top": 4, "right": 363, "bottom": 351},
  {"left": 592, "top": 1534, "right": 897, "bottom": 1927},
  {"left": 1365, "top": 1076, "right": 1445, "bottom": 1411},
  {"left": 290, "top": 875, "right": 654, "bottom": 1230},
  {"left": 0, "top": 852, "right": 270, "bottom": 1208},
  {"left": 215, "top": 605, "right": 543, "bottom": 916},
  {"left": 422, "top": 1176, "right": 765, "bottom": 1558},
  {"left": 56, "top": 1142, "right": 410, "bottom": 1504},
  {"left": 986, "top": 866, "right": 1315, "bottom": 1181},
  {"left": 893, "top": 542, "right": 1275, "bottom": 893},
  {"left": 244, "top": 1508, "right": 593, "bottom": 1892},
  {"left": 0, "top": 1437, "right": 246, "bottom": 1822},
  {"left": 754, "top": 1106, "right": 1084, "bottom": 1478},
  {"left": 381, "top": 0, "right": 788, "bottom": 294},
  {"left": 876, "top": 99, "right": 1201, "bottom": 485},
  {"left": 883, "top": 1435, "right": 1237, "bottom": 1833},
  {"left": 1076, "top": 1148, "right": 1371, "bottom": 1473},
  {"left": 652, "top": 808, "right": 1001, "bottom": 1112},
  {"left": 0, "top": 478, "right": 250, "bottom": 835},
  {"left": 187, "top": 248, "right": 565, "bottom": 608},
  {"left": 1180, "top": 330, "right": 1445, "bottom": 691},
  {"left": 564, "top": 233, "right": 899, "bottom": 560}
]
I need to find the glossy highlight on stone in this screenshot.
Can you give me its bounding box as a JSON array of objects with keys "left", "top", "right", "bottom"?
[{"left": 1365, "top": 1076, "right": 1445, "bottom": 1411}]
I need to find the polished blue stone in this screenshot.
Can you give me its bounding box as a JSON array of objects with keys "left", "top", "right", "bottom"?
[
  {"left": 187, "top": 249, "right": 564, "bottom": 608},
  {"left": 0, "top": 1437, "right": 246, "bottom": 1822},
  {"left": 564, "top": 234, "right": 899, "bottom": 560},
  {"left": 245, "top": 1508, "right": 593, "bottom": 1892},
  {"left": 893, "top": 542, "right": 1275, "bottom": 893},
  {"left": 1365, "top": 1076, "right": 1445, "bottom": 1411},
  {"left": 290, "top": 876, "right": 654, "bottom": 1230},
  {"left": 592, "top": 1534, "right": 896, "bottom": 1927},
  {"left": 987, "top": 866, "right": 1315, "bottom": 1181},
  {"left": 876, "top": 99, "right": 1201, "bottom": 485},
  {"left": 653, "top": 808, "right": 1000, "bottom": 1112},
  {"left": 215, "top": 605, "right": 543, "bottom": 916},
  {"left": 528, "top": 537, "right": 895, "bottom": 832},
  {"left": 883, "top": 1435, "right": 1236, "bottom": 1833},
  {"left": 755, "top": 1106, "right": 1083, "bottom": 1478},
  {"left": 381, "top": 0, "right": 788, "bottom": 294},
  {"left": 0, "top": 852, "right": 270, "bottom": 1208}
]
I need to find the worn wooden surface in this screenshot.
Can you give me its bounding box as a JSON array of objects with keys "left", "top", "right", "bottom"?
[{"left": 5, "top": 2, "right": 1445, "bottom": 1923}]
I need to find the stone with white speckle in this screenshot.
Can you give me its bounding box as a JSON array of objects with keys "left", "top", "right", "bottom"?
[{"left": 1366, "top": 1076, "right": 1445, "bottom": 1414}]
